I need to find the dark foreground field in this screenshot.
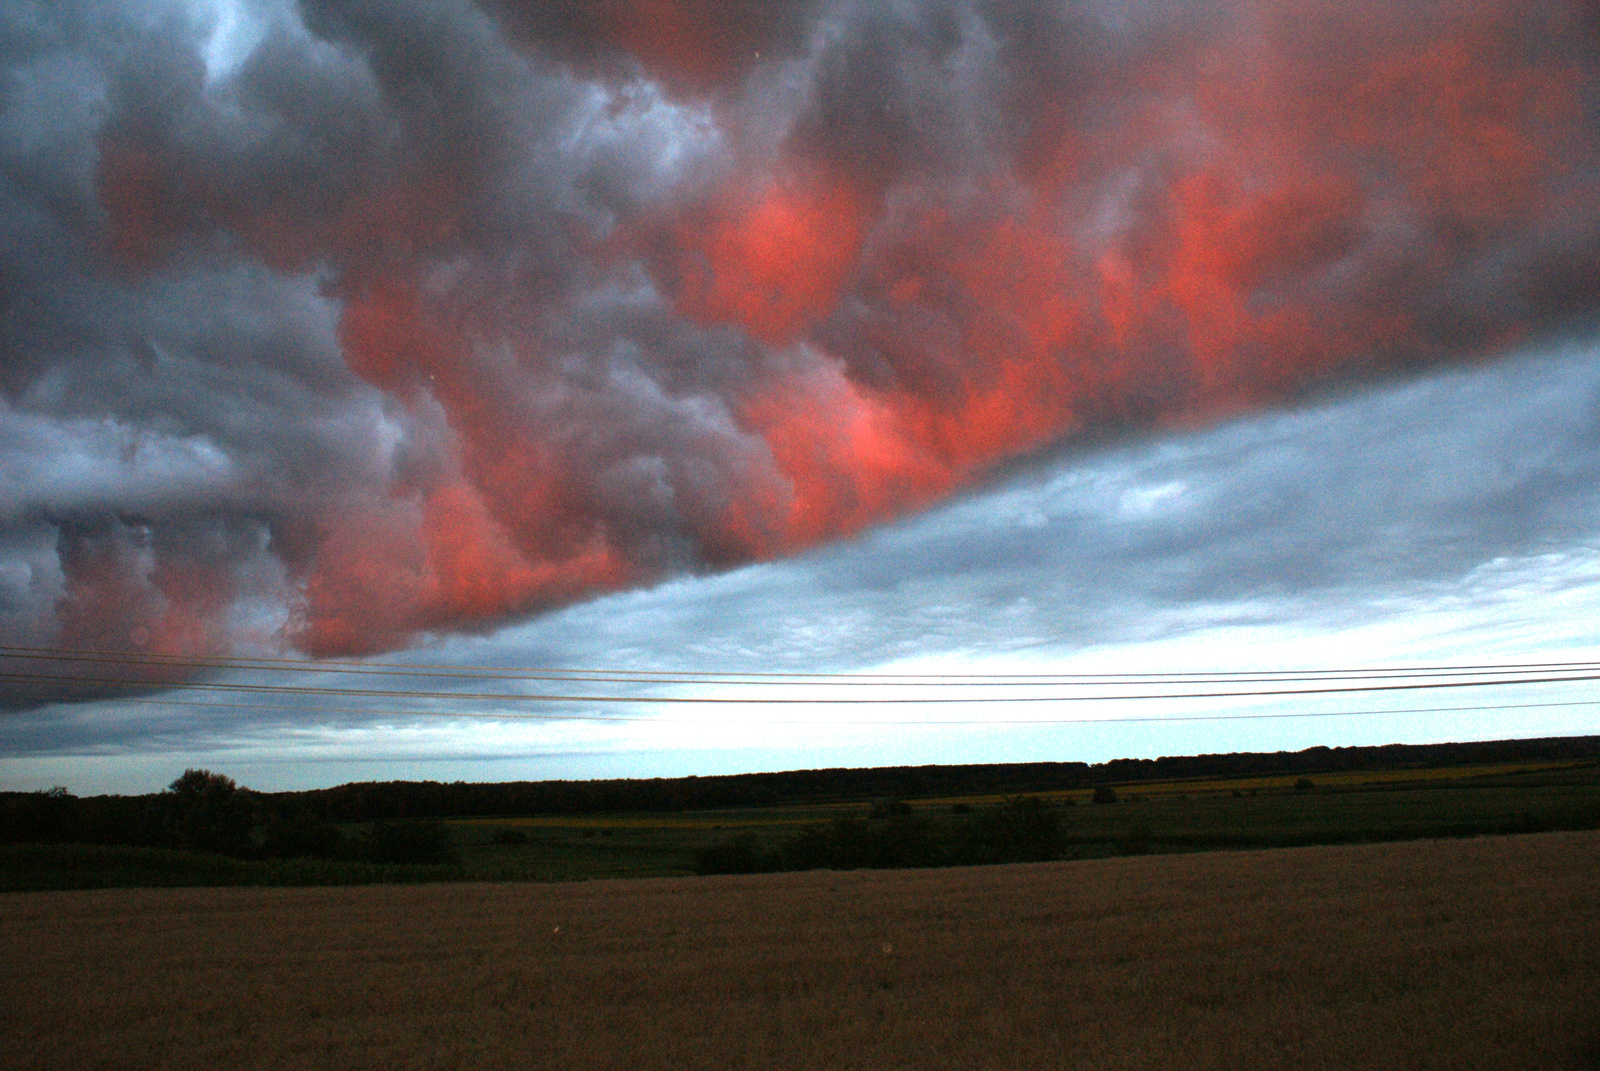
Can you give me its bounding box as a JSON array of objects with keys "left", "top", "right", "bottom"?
[{"left": 4, "top": 832, "right": 1598, "bottom": 1071}]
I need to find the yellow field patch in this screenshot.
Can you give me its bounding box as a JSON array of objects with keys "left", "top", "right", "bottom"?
[
  {"left": 915, "top": 758, "right": 1592, "bottom": 806},
  {"left": 453, "top": 814, "right": 829, "bottom": 831},
  {"left": 1116, "top": 759, "right": 1592, "bottom": 797}
]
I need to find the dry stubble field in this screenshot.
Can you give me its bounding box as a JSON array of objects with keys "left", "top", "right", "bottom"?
[{"left": 4, "top": 831, "right": 1598, "bottom": 1071}]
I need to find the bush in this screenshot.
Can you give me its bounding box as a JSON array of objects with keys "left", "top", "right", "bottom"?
[
  {"left": 491, "top": 827, "right": 529, "bottom": 845},
  {"left": 758, "top": 797, "right": 1069, "bottom": 874},
  {"left": 260, "top": 809, "right": 348, "bottom": 860},
  {"left": 870, "top": 812, "right": 944, "bottom": 868},
  {"left": 959, "top": 795, "right": 1065, "bottom": 864},
  {"left": 771, "top": 811, "right": 944, "bottom": 871},
  {"left": 1092, "top": 785, "right": 1118, "bottom": 805},
  {"left": 1295, "top": 778, "right": 1316, "bottom": 792}
]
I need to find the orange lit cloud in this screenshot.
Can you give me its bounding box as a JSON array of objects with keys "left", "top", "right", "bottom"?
[
  {"left": 666, "top": 168, "right": 870, "bottom": 347},
  {"left": 65, "top": 0, "right": 1600, "bottom": 661}
]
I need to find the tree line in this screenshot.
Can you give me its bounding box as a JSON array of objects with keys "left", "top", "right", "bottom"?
[
  {"left": 0, "top": 770, "right": 459, "bottom": 865},
  {"left": 212, "top": 735, "right": 1600, "bottom": 823},
  {"left": 4, "top": 735, "right": 1595, "bottom": 853}
]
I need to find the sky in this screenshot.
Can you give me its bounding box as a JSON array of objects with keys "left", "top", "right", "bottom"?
[{"left": 2, "top": 0, "right": 1600, "bottom": 795}]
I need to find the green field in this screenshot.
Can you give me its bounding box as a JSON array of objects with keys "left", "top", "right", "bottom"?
[
  {"left": 5, "top": 758, "right": 1597, "bottom": 890},
  {"left": 453, "top": 758, "right": 1600, "bottom": 876}
]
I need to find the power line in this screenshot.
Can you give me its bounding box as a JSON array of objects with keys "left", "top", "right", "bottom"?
[
  {"left": 5, "top": 643, "right": 1600, "bottom": 687},
  {"left": 90, "top": 693, "right": 1600, "bottom": 726},
  {"left": 6, "top": 666, "right": 1600, "bottom": 704}
]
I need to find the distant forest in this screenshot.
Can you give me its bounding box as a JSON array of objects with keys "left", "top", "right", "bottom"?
[
  {"left": 4, "top": 735, "right": 1597, "bottom": 853},
  {"left": 291, "top": 735, "right": 1600, "bottom": 820}
]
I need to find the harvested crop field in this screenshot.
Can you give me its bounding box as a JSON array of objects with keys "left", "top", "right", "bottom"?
[{"left": 5, "top": 832, "right": 1598, "bottom": 1071}]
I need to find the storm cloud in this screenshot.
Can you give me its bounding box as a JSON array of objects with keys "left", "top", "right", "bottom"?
[{"left": 4, "top": 0, "right": 1600, "bottom": 708}]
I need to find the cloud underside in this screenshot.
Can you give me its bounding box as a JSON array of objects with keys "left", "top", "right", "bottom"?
[
  {"left": 10, "top": 335, "right": 1600, "bottom": 766},
  {"left": 3, "top": 0, "right": 1600, "bottom": 707}
]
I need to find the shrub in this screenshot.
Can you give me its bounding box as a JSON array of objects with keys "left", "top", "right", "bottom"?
[
  {"left": 260, "top": 809, "right": 348, "bottom": 860},
  {"left": 1092, "top": 785, "right": 1118, "bottom": 805},
  {"left": 771, "top": 812, "right": 944, "bottom": 871},
  {"left": 960, "top": 795, "right": 1065, "bottom": 864}
]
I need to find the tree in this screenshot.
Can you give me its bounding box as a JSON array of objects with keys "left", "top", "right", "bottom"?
[
  {"left": 0, "top": 787, "right": 80, "bottom": 843},
  {"left": 166, "top": 769, "right": 254, "bottom": 856}
]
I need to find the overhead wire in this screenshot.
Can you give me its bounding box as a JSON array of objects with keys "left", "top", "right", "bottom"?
[
  {"left": 5, "top": 666, "right": 1600, "bottom": 704},
  {"left": 86, "top": 692, "right": 1600, "bottom": 726},
  {"left": 7, "top": 643, "right": 1599, "bottom": 746},
  {"left": 5, "top": 643, "right": 1600, "bottom": 687}
]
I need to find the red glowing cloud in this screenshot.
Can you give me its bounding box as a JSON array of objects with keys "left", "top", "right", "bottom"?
[
  {"left": 295, "top": 281, "right": 632, "bottom": 655},
  {"left": 68, "top": 0, "right": 1600, "bottom": 659},
  {"left": 666, "top": 168, "right": 870, "bottom": 347}
]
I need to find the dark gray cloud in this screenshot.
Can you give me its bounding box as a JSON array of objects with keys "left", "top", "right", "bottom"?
[
  {"left": 2, "top": 0, "right": 1599, "bottom": 717},
  {"left": 8, "top": 334, "right": 1600, "bottom": 780}
]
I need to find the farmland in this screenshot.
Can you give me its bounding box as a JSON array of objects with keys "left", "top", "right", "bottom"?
[
  {"left": 453, "top": 757, "right": 1600, "bottom": 880},
  {"left": 4, "top": 831, "right": 1597, "bottom": 1070},
  {"left": 3, "top": 754, "right": 1598, "bottom": 889}
]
